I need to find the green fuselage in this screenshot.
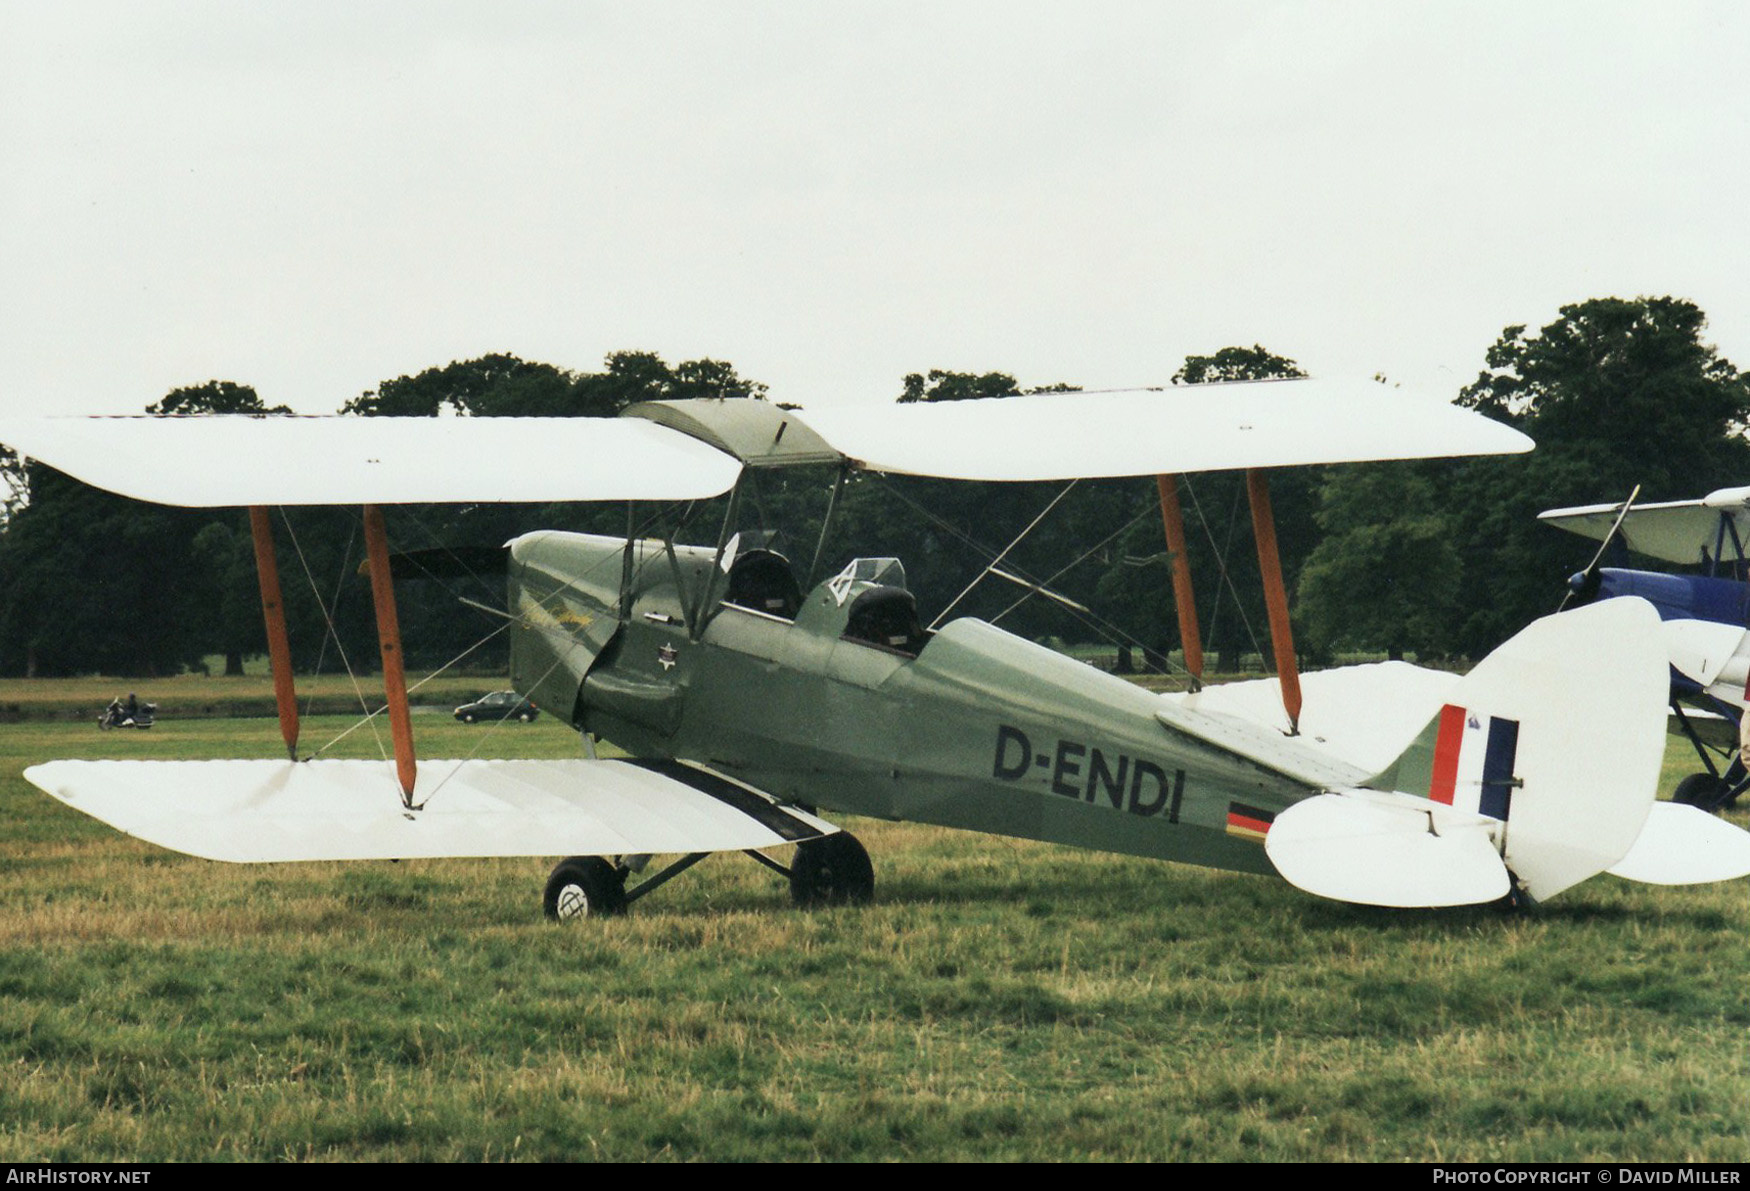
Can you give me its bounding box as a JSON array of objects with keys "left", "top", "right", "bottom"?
[{"left": 508, "top": 531, "right": 1327, "bottom": 876}]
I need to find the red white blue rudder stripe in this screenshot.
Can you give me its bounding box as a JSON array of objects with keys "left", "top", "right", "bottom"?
[{"left": 1426, "top": 704, "right": 1520, "bottom": 822}]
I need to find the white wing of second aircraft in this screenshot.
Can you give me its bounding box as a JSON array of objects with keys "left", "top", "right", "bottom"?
[{"left": 1540, "top": 486, "right": 1750, "bottom": 566}]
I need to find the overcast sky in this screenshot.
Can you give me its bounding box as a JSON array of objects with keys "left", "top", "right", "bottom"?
[{"left": 3, "top": 1, "right": 1747, "bottom": 416}]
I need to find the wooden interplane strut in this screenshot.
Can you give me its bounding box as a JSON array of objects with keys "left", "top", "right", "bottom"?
[
  {"left": 1154, "top": 474, "right": 1204, "bottom": 688},
  {"left": 247, "top": 506, "right": 300, "bottom": 760},
  {"left": 362, "top": 505, "right": 418, "bottom": 802},
  {"left": 1245, "top": 469, "right": 1302, "bottom": 733}
]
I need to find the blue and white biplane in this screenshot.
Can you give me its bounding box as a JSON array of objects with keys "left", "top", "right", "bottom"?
[{"left": 1542, "top": 487, "right": 1750, "bottom": 810}]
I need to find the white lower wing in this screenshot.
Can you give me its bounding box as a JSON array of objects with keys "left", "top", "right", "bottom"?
[
  {"left": 1662, "top": 618, "right": 1750, "bottom": 709},
  {"left": 24, "top": 758, "right": 835, "bottom": 862},
  {"left": 1167, "top": 660, "right": 1461, "bottom": 773}
]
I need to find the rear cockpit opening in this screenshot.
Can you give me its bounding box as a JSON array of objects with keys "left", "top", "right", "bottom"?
[{"left": 842, "top": 585, "right": 930, "bottom": 657}]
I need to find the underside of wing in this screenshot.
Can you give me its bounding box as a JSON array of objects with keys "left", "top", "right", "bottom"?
[
  {"left": 2, "top": 377, "right": 1527, "bottom": 509},
  {"left": 0, "top": 416, "right": 742, "bottom": 506},
  {"left": 795, "top": 379, "right": 1532, "bottom": 481},
  {"left": 1539, "top": 490, "right": 1750, "bottom": 565},
  {"left": 23, "top": 757, "right": 835, "bottom": 862}
]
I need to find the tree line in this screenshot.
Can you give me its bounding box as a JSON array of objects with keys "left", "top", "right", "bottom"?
[{"left": 2, "top": 296, "right": 1746, "bottom": 681}]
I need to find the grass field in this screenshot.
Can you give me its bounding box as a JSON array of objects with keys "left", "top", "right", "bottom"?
[{"left": 0, "top": 696, "right": 1747, "bottom": 1161}]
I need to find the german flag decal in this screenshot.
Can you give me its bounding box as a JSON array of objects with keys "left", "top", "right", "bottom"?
[{"left": 1225, "top": 802, "right": 1276, "bottom": 842}]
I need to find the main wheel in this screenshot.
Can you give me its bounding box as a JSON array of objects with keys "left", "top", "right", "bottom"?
[
  {"left": 789, "top": 833, "right": 874, "bottom": 907},
  {"left": 543, "top": 857, "right": 628, "bottom": 920},
  {"left": 1672, "top": 771, "right": 1731, "bottom": 813},
  {"left": 517, "top": 711, "right": 533, "bottom": 723}
]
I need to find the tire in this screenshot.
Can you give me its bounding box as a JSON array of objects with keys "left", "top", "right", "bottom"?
[
  {"left": 1671, "top": 771, "right": 1731, "bottom": 813},
  {"left": 461, "top": 712, "right": 476, "bottom": 724},
  {"left": 543, "top": 857, "right": 628, "bottom": 920},
  {"left": 517, "top": 712, "right": 533, "bottom": 723},
  {"left": 789, "top": 832, "right": 874, "bottom": 907}
]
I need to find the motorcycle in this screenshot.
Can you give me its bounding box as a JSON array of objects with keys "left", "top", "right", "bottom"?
[{"left": 99, "top": 700, "right": 156, "bottom": 730}]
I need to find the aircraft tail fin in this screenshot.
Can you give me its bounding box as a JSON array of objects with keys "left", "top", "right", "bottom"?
[{"left": 1268, "top": 598, "right": 1671, "bottom": 905}]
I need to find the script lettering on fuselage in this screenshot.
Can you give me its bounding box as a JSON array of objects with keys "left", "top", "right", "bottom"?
[{"left": 991, "top": 724, "right": 1184, "bottom": 821}]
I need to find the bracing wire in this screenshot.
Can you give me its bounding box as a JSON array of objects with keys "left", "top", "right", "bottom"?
[
  {"left": 928, "top": 480, "right": 1079, "bottom": 630},
  {"left": 1179, "top": 476, "right": 1266, "bottom": 669},
  {"left": 874, "top": 476, "right": 1193, "bottom": 680},
  {"left": 276, "top": 508, "right": 388, "bottom": 763},
  {"left": 298, "top": 498, "right": 698, "bottom": 795}
]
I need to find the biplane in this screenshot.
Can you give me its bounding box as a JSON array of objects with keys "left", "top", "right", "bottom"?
[
  {"left": 1542, "top": 487, "right": 1750, "bottom": 811},
  {"left": 7, "top": 379, "right": 1750, "bottom": 917}
]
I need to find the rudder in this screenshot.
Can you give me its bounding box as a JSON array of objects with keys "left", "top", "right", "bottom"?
[{"left": 1367, "top": 597, "right": 1669, "bottom": 901}]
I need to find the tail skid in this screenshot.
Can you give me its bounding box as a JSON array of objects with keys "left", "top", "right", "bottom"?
[{"left": 1269, "top": 599, "right": 1675, "bottom": 906}]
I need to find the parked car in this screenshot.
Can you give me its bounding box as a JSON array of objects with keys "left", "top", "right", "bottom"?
[{"left": 453, "top": 690, "right": 539, "bottom": 724}]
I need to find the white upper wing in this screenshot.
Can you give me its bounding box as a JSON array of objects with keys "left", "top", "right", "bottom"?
[
  {"left": 800, "top": 379, "right": 1531, "bottom": 481},
  {"left": 0, "top": 378, "right": 1529, "bottom": 509},
  {"left": 0, "top": 415, "right": 742, "bottom": 506}
]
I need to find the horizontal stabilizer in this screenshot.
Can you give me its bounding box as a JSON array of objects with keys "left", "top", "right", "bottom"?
[
  {"left": 1607, "top": 801, "right": 1750, "bottom": 885},
  {"left": 1265, "top": 791, "right": 1511, "bottom": 907},
  {"left": 23, "top": 757, "right": 834, "bottom": 863}
]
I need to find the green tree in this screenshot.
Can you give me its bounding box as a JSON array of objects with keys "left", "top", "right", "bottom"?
[
  {"left": 148, "top": 380, "right": 291, "bottom": 417},
  {"left": 1296, "top": 461, "right": 1461, "bottom": 661},
  {"left": 343, "top": 351, "right": 768, "bottom": 418},
  {"left": 897, "top": 370, "right": 1023, "bottom": 404},
  {"left": 0, "top": 381, "right": 293, "bottom": 677},
  {"left": 1172, "top": 345, "right": 1306, "bottom": 386},
  {"left": 0, "top": 463, "right": 214, "bottom": 676},
  {"left": 0, "top": 447, "right": 27, "bottom": 527},
  {"left": 1449, "top": 296, "right": 1750, "bottom": 653}
]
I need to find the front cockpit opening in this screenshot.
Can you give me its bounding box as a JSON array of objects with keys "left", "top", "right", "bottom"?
[{"left": 723, "top": 549, "right": 803, "bottom": 620}]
